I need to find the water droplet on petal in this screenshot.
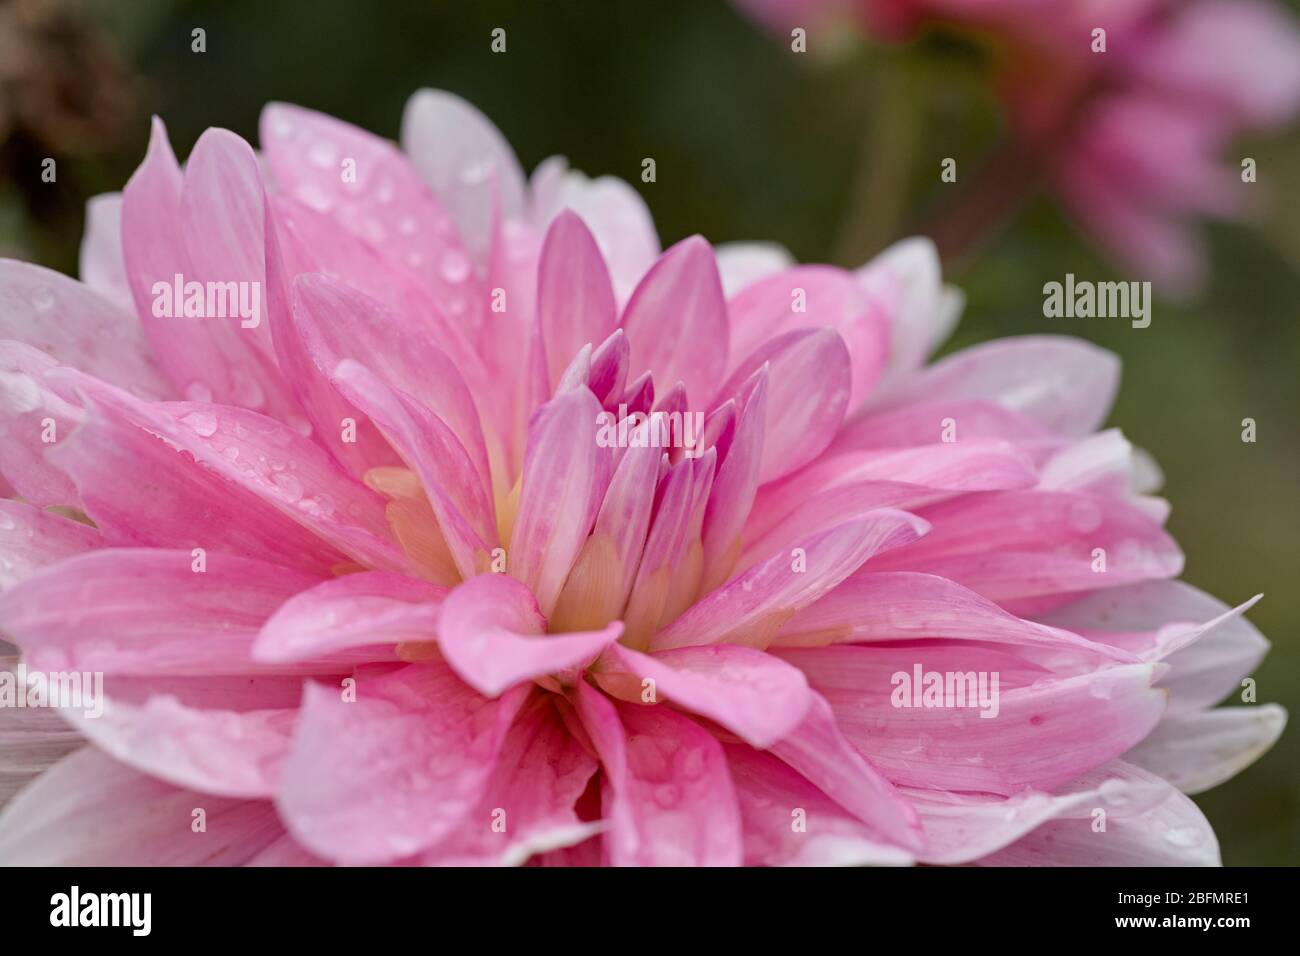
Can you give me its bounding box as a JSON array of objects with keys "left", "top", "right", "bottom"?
[{"left": 179, "top": 411, "right": 218, "bottom": 437}]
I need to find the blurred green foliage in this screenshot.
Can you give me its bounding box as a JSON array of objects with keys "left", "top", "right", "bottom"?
[{"left": 1, "top": 0, "right": 1296, "bottom": 864}]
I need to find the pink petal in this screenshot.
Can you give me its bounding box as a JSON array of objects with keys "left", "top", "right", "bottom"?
[
  {"left": 255, "top": 572, "right": 446, "bottom": 664},
  {"left": 699, "top": 372, "right": 767, "bottom": 593},
  {"left": 715, "top": 328, "right": 852, "bottom": 483},
  {"left": 574, "top": 681, "right": 743, "bottom": 866},
  {"left": 596, "top": 643, "right": 812, "bottom": 748},
  {"left": 331, "top": 359, "right": 498, "bottom": 579},
  {"left": 768, "top": 692, "right": 925, "bottom": 852},
  {"left": 437, "top": 574, "right": 622, "bottom": 697},
  {"left": 828, "top": 398, "right": 1058, "bottom": 457},
  {"left": 421, "top": 695, "right": 601, "bottom": 865},
  {"left": 620, "top": 236, "right": 729, "bottom": 408},
  {"left": 724, "top": 743, "right": 912, "bottom": 866},
  {"left": 650, "top": 510, "right": 929, "bottom": 651},
  {"left": 0, "top": 548, "right": 323, "bottom": 676},
  {"left": 276, "top": 664, "right": 527, "bottom": 864},
  {"left": 0, "top": 748, "right": 283, "bottom": 865},
  {"left": 774, "top": 571, "right": 1134, "bottom": 660},
  {"left": 510, "top": 388, "right": 610, "bottom": 617},
  {"left": 50, "top": 368, "right": 408, "bottom": 574},
  {"left": 536, "top": 211, "right": 618, "bottom": 390},
  {"left": 0, "top": 499, "right": 101, "bottom": 591},
  {"left": 0, "top": 341, "right": 83, "bottom": 507}
]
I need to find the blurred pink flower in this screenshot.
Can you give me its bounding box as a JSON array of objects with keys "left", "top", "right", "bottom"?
[
  {"left": 0, "top": 92, "right": 1283, "bottom": 865},
  {"left": 737, "top": 0, "right": 1300, "bottom": 295}
]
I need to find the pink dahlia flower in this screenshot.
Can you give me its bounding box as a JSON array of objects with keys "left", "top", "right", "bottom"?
[
  {"left": 737, "top": 0, "right": 1300, "bottom": 295},
  {"left": 0, "top": 90, "right": 1283, "bottom": 866}
]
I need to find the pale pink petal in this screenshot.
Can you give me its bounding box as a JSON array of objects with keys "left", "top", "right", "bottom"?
[
  {"left": 78, "top": 192, "right": 133, "bottom": 309},
  {"left": 0, "top": 748, "right": 283, "bottom": 865},
  {"left": 255, "top": 572, "right": 445, "bottom": 664},
  {"left": 276, "top": 664, "right": 527, "bottom": 864},
  {"left": 873, "top": 336, "right": 1121, "bottom": 437},
  {"left": 574, "top": 681, "right": 743, "bottom": 866},
  {"left": 978, "top": 761, "right": 1220, "bottom": 866},
  {"left": 0, "top": 341, "right": 83, "bottom": 507},
  {"left": 620, "top": 236, "right": 729, "bottom": 408},
  {"left": 650, "top": 510, "right": 929, "bottom": 651},
  {"left": 400, "top": 89, "right": 527, "bottom": 264},
  {"left": 438, "top": 574, "right": 622, "bottom": 697},
  {"left": 783, "top": 647, "right": 1168, "bottom": 795},
  {"left": 1125, "top": 704, "right": 1286, "bottom": 795},
  {"left": 595, "top": 642, "right": 812, "bottom": 748},
  {"left": 0, "top": 259, "right": 169, "bottom": 397},
  {"left": 714, "top": 241, "right": 794, "bottom": 297},
  {"left": 699, "top": 372, "right": 767, "bottom": 593}
]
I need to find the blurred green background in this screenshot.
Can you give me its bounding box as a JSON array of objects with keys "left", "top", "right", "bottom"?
[{"left": 1, "top": 0, "right": 1295, "bottom": 864}]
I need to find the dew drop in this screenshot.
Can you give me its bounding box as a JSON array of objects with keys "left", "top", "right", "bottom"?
[{"left": 179, "top": 411, "right": 218, "bottom": 437}]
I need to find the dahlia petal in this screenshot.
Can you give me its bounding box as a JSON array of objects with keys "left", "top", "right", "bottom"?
[
  {"left": 785, "top": 647, "right": 1168, "bottom": 795},
  {"left": 78, "top": 192, "right": 133, "bottom": 308},
  {"left": 510, "top": 388, "right": 610, "bottom": 617},
  {"left": 0, "top": 259, "right": 169, "bottom": 397},
  {"left": 332, "top": 359, "right": 498, "bottom": 579},
  {"left": 574, "top": 681, "right": 743, "bottom": 866},
  {"left": 828, "top": 398, "right": 1058, "bottom": 457},
  {"left": 873, "top": 336, "right": 1121, "bottom": 437},
  {"left": 596, "top": 643, "right": 812, "bottom": 749},
  {"left": 856, "top": 236, "right": 961, "bottom": 389},
  {"left": 620, "top": 236, "right": 729, "bottom": 408},
  {"left": 422, "top": 695, "right": 601, "bottom": 865},
  {"left": 774, "top": 571, "right": 1134, "bottom": 660},
  {"left": 50, "top": 368, "right": 408, "bottom": 574},
  {"left": 245, "top": 834, "right": 330, "bottom": 866},
  {"left": 727, "top": 265, "right": 889, "bottom": 408},
  {"left": 1037, "top": 580, "right": 1270, "bottom": 714},
  {"left": 255, "top": 572, "right": 446, "bottom": 664},
  {"left": 530, "top": 160, "right": 660, "bottom": 304},
  {"left": 977, "top": 761, "right": 1220, "bottom": 866},
  {"left": 714, "top": 240, "right": 794, "bottom": 297},
  {"left": 0, "top": 341, "right": 83, "bottom": 507},
  {"left": 1124, "top": 704, "right": 1286, "bottom": 795},
  {"left": 868, "top": 489, "right": 1184, "bottom": 608},
  {"left": 536, "top": 211, "right": 618, "bottom": 390},
  {"left": 124, "top": 123, "right": 299, "bottom": 418},
  {"left": 276, "top": 665, "right": 528, "bottom": 864},
  {"left": 699, "top": 372, "right": 767, "bottom": 593},
  {"left": 0, "top": 748, "right": 283, "bottom": 865},
  {"left": 438, "top": 574, "right": 622, "bottom": 697},
  {"left": 291, "top": 273, "right": 492, "bottom": 494},
  {"left": 717, "top": 328, "right": 852, "bottom": 483},
  {"left": 650, "top": 510, "right": 929, "bottom": 651},
  {"left": 260, "top": 102, "right": 479, "bottom": 317},
  {"left": 906, "top": 774, "right": 1169, "bottom": 865},
  {"left": 0, "top": 548, "right": 323, "bottom": 676},
  {"left": 62, "top": 695, "right": 295, "bottom": 799},
  {"left": 0, "top": 499, "right": 101, "bottom": 591},
  {"left": 725, "top": 744, "right": 913, "bottom": 866},
  {"left": 767, "top": 692, "right": 925, "bottom": 851},
  {"left": 400, "top": 89, "right": 527, "bottom": 264}
]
